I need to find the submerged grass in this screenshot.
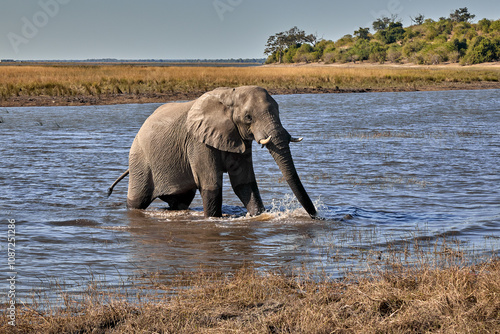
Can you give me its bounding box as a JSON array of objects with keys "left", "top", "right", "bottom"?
[
  {"left": 1, "top": 64, "right": 500, "bottom": 105},
  {"left": 2, "top": 248, "right": 499, "bottom": 333}
]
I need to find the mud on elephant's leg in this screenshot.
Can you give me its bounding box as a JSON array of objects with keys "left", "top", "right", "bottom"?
[{"left": 159, "top": 189, "right": 197, "bottom": 210}]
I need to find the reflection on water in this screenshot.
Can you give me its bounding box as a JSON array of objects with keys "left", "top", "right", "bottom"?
[{"left": 1, "top": 89, "right": 499, "bottom": 299}]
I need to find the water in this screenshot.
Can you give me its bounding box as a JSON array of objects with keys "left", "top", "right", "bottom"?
[{"left": 1, "top": 89, "right": 499, "bottom": 300}]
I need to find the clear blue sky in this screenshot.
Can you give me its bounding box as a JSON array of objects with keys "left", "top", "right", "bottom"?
[{"left": 1, "top": 0, "right": 498, "bottom": 60}]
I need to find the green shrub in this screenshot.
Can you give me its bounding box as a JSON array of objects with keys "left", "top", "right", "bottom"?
[
  {"left": 434, "top": 35, "right": 448, "bottom": 43},
  {"left": 335, "top": 49, "right": 353, "bottom": 63},
  {"left": 437, "top": 19, "right": 454, "bottom": 35},
  {"left": 323, "top": 51, "right": 336, "bottom": 64},
  {"left": 420, "top": 44, "right": 449, "bottom": 64},
  {"left": 265, "top": 54, "right": 277, "bottom": 64},
  {"left": 351, "top": 39, "right": 371, "bottom": 61},
  {"left": 462, "top": 36, "right": 500, "bottom": 64},
  {"left": 387, "top": 46, "right": 403, "bottom": 63},
  {"left": 491, "top": 20, "right": 500, "bottom": 32},
  {"left": 448, "top": 51, "right": 461, "bottom": 63},
  {"left": 314, "top": 39, "right": 335, "bottom": 59},
  {"left": 369, "top": 42, "right": 387, "bottom": 63},
  {"left": 464, "top": 28, "right": 478, "bottom": 40},
  {"left": 282, "top": 45, "right": 299, "bottom": 63},
  {"left": 477, "top": 18, "right": 491, "bottom": 33},
  {"left": 403, "top": 27, "right": 419, "bottom": 42},
  {"left": 449, "top": 38, "right": 468, "bottom": 56},
  {"left": 409, "top": 53, "right": 425, "bottom": 64},
  {"left": 335, "top": 34, "right": 354, "bottom": 47},
  {"left": 402, "top": 40, "right": 427, "bottom": 58},
  {"left": 453, "top": 22, "right": 475, "bottom": 40},
  {"left": 292, "top": 44, "right": 319, "bottom": 63},
  {"left": 424, "top": 25, "right": 439, "bottom": 41}
]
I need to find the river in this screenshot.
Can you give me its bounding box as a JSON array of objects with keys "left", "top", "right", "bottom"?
[{"left": 1, "top": 89, "right": 499, "bottom": 300}]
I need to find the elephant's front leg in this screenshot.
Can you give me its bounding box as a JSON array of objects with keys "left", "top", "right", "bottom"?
[
  {"left": 200, "top": 187, "right": 223, "bottom": 217},
  {"left": 191, "top": 145, "right": 224, "bottom": 217},
  {"left": 225, "top": 150, "right": 265, "bottom": 216}
]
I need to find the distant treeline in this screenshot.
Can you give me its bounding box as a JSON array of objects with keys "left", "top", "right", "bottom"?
[
  {"left": 265, "top": 8, "right": 500, "bottom": 65},
  {"left": 4, "top": 58, "right": 266, "bottom": 64}
]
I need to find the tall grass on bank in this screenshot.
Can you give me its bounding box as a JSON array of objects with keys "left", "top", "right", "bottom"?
[
  {"left": 1, "top": 65, "right": 499, "bottom": 103},
  {"left": 2, "top": 238, "right": 499, "bottom": 333},
  {"left": 3, "top": 259, "right": 499, "bottom": 333}
]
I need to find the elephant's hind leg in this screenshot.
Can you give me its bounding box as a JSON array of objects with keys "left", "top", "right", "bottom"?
[
  {"left": 127, "top": 196, "right": 153, "bottom": 210},
  {"left": 127, "top": 155, "right": 154, "bottom": 209},
  {"left": 159, "top": 189, "right": 196, "bottom": 210}
]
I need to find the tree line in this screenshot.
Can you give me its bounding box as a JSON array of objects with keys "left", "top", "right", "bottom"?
[{"left": 264, "top": 8, "right": 500, "bottom": 65}]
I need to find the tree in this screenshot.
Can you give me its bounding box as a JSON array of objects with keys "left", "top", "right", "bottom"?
[
  {"left": 372, "top": 15, "right": 399, "bottom": 31},
  {"left": 410, "top": 14, "right": 425, "bottom": 26},
  {"left": 450, "top": 7, "right": 475, "bottom": 23},
  {"left": 264, "top": 32, "right": 287, "bottom": 63},
  {"left": 373, "top": 16, "right": 392, "bottom": 31},
  {"left": 354, "top": 27, "right": 370, "bottom": 40},
  {"left": 376, "top": 21, "right": 405, "bottom": 44},
  {"left": 463, "top": 36, "right": 499, "bottom": 64},
  {"left": 264, "top": 27, "right": 316, "bottom": 63},
  {"left": 283, "top": 26, "right": 317, "bottom": 46}
]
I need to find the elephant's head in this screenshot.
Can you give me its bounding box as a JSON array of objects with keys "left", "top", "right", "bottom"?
[{"left": 186, "top": 86, "right": 317, "bottom": 218}]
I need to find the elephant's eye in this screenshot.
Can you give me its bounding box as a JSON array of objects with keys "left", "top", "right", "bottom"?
[{"left": 244, "top": 114, "right": 253, "bottom": 123}]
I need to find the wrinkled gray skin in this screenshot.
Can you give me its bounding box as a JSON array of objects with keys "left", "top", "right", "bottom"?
[{"left": 108, "top": 86, "right": 317, "bottom": 219}]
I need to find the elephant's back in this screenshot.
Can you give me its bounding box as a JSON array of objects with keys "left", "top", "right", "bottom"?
[
  {"left": 148, "top": 100, "right": 196, "bottom": 122},
  {"left": 136, "top": 100, "right": 194, "bottom": 142},
  {"left": 133, "top": 100, "right": 197, "bottom": 196}
]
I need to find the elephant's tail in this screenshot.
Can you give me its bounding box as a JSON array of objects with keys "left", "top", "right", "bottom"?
[{"left": 107, "top": 169, "right": 129, "bottom": 197}]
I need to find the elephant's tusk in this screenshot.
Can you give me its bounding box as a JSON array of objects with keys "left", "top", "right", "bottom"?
[
  {"left": 259, "top": 136, "right": 272, "bottom": 145},
  {"left": 290, "top": 137, "right": 303, "bottom": 143}
]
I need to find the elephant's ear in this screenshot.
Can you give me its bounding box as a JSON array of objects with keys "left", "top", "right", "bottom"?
[{"left": 186, "top": 91, "right": 246, "bottom": 153}]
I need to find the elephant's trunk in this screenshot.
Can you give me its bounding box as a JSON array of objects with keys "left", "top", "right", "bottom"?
[{"left": 267, "top": 140, "right": 317, "bottom": 219}]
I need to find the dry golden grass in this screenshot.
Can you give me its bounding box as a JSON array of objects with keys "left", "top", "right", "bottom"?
[
  {"left": 2, "top": 256, "right": 499, "bottom": 333},
  {"left": 1, "top": 64, "right": 500, "bottom": 105}
]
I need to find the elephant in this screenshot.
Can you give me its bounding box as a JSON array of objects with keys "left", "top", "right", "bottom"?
[{"left": 108, "top": 86, "right": 317, "bottom": 219}]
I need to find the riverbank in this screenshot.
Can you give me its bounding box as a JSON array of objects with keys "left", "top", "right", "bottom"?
[
  {"left": 3, "top": 258, "right": 499, "bottom": 333},
  {"left": 1, "top": 63, "right": 499, "bottom": 107}
]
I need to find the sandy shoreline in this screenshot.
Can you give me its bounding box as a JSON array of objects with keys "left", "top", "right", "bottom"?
[{"left": 1, "top": 81, "right": 500, "bottom": 107}]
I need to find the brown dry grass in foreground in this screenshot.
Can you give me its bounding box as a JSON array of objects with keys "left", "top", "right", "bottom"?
[
  {"left": 1, "top": 64, "right": 500, "bottom": 106},
  {"left": 2, "top": 258, "right": 499, "bottom": 333}
]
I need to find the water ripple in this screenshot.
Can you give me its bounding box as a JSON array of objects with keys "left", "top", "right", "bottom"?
[{"left": 1, "top": 91, "right": 499, "bottom": 298}]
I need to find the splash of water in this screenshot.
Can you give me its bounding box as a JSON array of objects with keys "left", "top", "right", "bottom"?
[
  {"left": 266, "top": 194, "right": 330, "bottom": 221},
  {"left": 137, "top": 195, "right": 332, "bottom": 223}
]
